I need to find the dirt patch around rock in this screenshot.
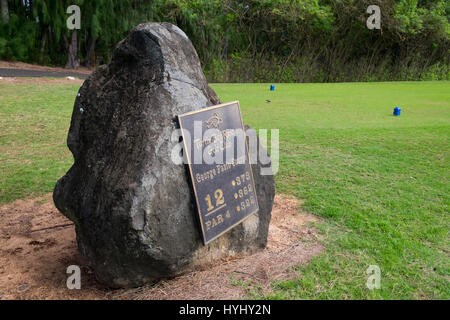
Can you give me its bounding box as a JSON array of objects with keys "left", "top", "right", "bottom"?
[
  {"left": 0, "top": 195, "right": 105, "bottom": 300},
  {"left": 0, "top": 194, "right": 322, "bottom": 300}
]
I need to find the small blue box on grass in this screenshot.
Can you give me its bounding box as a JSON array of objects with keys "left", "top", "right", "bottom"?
[
  {"left": 270, "top": 84, "right": 275, "bottom": 91},
  {"left": 393, "top": 107, "right": 401, "bottom": 116}
]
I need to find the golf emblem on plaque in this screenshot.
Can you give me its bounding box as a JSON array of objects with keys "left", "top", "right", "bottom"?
[{"left": 178, "top": 101, "right": 259, "bottom": 244}]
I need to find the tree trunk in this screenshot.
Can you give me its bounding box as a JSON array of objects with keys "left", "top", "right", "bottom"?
[
  {"left": 39, "top": 31, "right": 47, "bottom": 64},
  {"left": 65, "top": 30, "right": 79, "bottom": 69},
  {"left": 87, "top": 36, "right": 96, "bottom": 69},
  {"left": 1, "top": 0, "right": 9, "bottom": 24}
]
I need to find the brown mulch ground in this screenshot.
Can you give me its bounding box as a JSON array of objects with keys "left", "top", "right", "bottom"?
[
  {"left": 0, "top": 194, "right": 322, "bottom": 300},
  {"left": 0, "top": 77, "right": 85, "bottom": 84},
  {"left": 0, "top": 61, "right": 92, "bottom": 75}
]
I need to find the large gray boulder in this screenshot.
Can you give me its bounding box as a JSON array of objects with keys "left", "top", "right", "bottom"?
[{"left": 53, "top": 22, "right": 275, "bottom": 288}]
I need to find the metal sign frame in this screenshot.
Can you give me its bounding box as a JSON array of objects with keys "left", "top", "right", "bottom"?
[{"left": 178, "top": 101, "right": 259, "bottom": 245}]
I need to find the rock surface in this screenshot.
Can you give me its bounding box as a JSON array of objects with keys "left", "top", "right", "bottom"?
[{"left": 53, "top": 22, "right": 275, "bottom": 288}]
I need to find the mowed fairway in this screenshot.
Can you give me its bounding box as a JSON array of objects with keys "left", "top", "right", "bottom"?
[{"left": 1, "top": 80, "right": 449, "bottom": 299}]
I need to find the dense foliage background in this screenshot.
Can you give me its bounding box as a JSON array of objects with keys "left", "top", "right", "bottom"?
[{"left": 0, "top": 0, "right": 449, "bottom": 82}]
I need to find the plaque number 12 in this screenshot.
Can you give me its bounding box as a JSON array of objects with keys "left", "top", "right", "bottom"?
[{"left": 205, "top": 189, "right": 225, "bottom": 211}]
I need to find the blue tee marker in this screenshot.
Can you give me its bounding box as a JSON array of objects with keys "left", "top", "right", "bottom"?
[
  {"left": 393, "top": 106, "right": 401, "bottom": 116},
  {"left": 270, "top": 84, "right": 275, "bottom": 91}
]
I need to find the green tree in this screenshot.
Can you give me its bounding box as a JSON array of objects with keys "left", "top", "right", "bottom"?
[{"left": 0, "top": 0, "right": 447, "bottom": 81}]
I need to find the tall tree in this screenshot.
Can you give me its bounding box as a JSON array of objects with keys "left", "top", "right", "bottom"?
[
  {"left": 1, "top": 0, "right": 8, "bottom": 24},
  {"left": 0, "top": 0, "right": 447, "bottom": 81},
  {"left": 65, "top": 30, "right": 79, "bottom": 69}
]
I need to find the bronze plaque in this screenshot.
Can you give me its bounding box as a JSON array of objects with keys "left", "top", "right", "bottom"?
[{"left": 178, "top": 101, "right": 259, "bottom": 244}]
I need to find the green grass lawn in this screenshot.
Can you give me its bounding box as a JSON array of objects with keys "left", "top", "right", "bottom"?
[{"left": 0, "top": 80, "right": 449, "bottom": 299}]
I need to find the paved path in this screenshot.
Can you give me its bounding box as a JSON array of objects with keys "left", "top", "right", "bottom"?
[{"left": 0, "top": 68, "right": 89, "bottom": 79}]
